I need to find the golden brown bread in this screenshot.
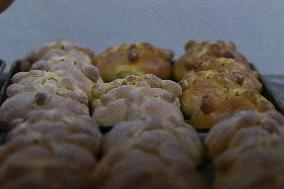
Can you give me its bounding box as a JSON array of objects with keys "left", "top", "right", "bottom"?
[
  {"left": 0, "top": 135, "right": 96, "bottom": 189},
  {"left": 0, "top": 92, "right": 89, "bottom": 126},
  {"left": 213, "top": 143, "right": 284, "bottom": 189},
  {"left": 205, "top": 110, "right": 284, "bottom": 158},
  {"left": 194, "top": 58, "right": 262, "bottom": 92},
  {"left": 190, "top": 90, "right": 274, "bottom": 128},
  {"left": 93, "top": 95, "right": 184, "bottom": 127},
  {"left": 173, "top": 40, "right": 248, "bottom": 81},
  {"left": 95, "top": 42, "right": 173, "bottom": 82},
  {"left": 179, "top": 71, "right": 274, "bottom": 128},
  {"left": 7, "top": 70, "right": 89, "bottom": 105},
  {"left": 179, "top": 70, "right": 241, "bottom": 118},
  {"left": 101, "top": 118, "right": 203, "bottom": 165},
  {"left": 21, "top": 40, "right": 96, "bottom": 71}
]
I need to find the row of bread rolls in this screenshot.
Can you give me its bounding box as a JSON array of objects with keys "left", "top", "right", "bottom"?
[
  {"left": 0, "top": 41, "right": 207, "bottom": 188},
  {"left": 0, "top": 40, "right": 102, "bottom": 188},
  {"left": 88, "top": 43, "right": 207, "bottom": 188},
  {"left": 91, "top": 41, "right": 274, "bottom": 129},
  {"left": 0, "top": 39, "right": 282, "bottom": 188},
  {"left": 90, "top": 74, "right": 207, "bottom": 188}
]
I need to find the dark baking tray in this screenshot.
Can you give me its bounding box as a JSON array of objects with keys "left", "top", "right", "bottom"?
[
  {"left": 0, "top": 60, "right": 7, "bottom": 90},
  {"left": 0, "top": 59, "right": 5, "bottom": 73}
]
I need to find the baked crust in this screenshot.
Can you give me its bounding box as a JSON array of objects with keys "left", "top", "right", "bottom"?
[
  {"left": 179, "top": 71, "right": 274, "bottom": 128},
  {"left": 96, "top": 43, "right": 173, "bottom": 82},
  {"left": 173, "top": 40, "right": 248, "bottom": 81},
  {"left": 194, "top": 58, "right": 262, "bottom": 92}
]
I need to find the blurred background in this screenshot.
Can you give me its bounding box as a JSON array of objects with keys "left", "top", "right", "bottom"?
[{"left": 0, "top": 0, "right": 283, "bottom": 74}]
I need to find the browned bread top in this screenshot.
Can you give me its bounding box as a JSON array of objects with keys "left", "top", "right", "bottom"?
[
  {"left": 179, "top": 70, "right": 242, "bottom": 119},
  {"left": 96, "top": 42, "right": 173, "bottom": 82},
  {"left": 194, "top": 58, "right": 262, "bottom": 92},
  {"left": 190, "top": 89, "right": 274, "bottom": 129},
  {"left": 173, "top": 40, "right": 248, "bottom": 81}
]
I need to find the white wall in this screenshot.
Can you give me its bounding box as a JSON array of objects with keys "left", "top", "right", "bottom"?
[{"left": 0, "top": 0, "right": 283, "bottom": 74}]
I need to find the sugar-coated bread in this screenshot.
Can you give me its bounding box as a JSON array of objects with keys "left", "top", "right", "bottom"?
[
  {"left": 173, "top": 40, "right": 248, "bottom": 81},
  {"left": 205, "top": 110, "right": 284, "bottom": 158},
  {"left": 5, "top": 109, "right": 101, "bottom": 154},
  {"left": 93, "top": 95, "right": 184, "bottom": 127},
  {"left": 213, "top": 145, "right": 284, "bottom": 189},
  {"left": 96, "top": 43, "right": 173, "bottom": 82},
  {"left": 92, "top": 74, "right": 182, "bottom": 100},
  {"left": 102, "top": 117, "right": 203, "bottom": 165},
  {"left": 0, "top": 135, "right": 96, "bottom": 189},
  {"left": 7, "top": 70, "right": 89, "bottom": 105},
  {"left": 31, "top": 51, "right": 101, "bottom": 83},
  {"left": 92, "top": 74, "right": 183, "bottom": 126},
  {"left": 0, "top": 92, "right": 89, "bottom": 126},
  {"left": 92, "top": 142, "right": 207, "bottom": 189},
  {"left": 21, "top": 40, "right": 96, "bottom": 71}
]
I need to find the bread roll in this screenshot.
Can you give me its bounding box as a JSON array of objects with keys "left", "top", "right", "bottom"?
[
  {"left": 96, "top": 43, "right": 173, "bottom": 82},
  {"left": 102, "top": 118, "right": 203, "bottom": 165},
  {"left": 173, "top": 40, "right": 248, "bottom": 81},
  {"left": 179, "top": 71, "right": 274, "bottom": 128},
  {"left": 6, "top": 109, "right": 101, "bottom": 154},
  {"left": 92, "top": 137, "right": 206, "bottom": 189},
  {"left": 213, "top": 144, "right": 284, "bottom": 189},
  {"left": 194, "top": 58, "right": 262, "bottom": 92},
  {"left": 205, "top": 110, "right": 284, "bottom": 158},
  {"left": 92, "top": 74, "right": 182, "bottom": 100},
  {"left": 21, "top": 40, "right": 96, "bottom": 71},
  {"left": 0, "top": 135, "right": 96, "bottom": 189},
  {"left": 0, "top": 92, "right": 89, "bottom": 126},
  {"left": 7, "top": 70, "right": 89, "bottom": 105}
]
